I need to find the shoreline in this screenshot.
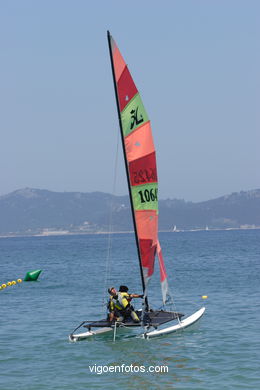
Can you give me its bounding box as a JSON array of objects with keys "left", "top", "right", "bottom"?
[{"left": 1, "top": 226, "right": 260, "bottom": 239}]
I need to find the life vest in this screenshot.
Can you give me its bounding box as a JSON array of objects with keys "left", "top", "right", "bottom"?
[
  {"left": 109, "top": 292, "right": 130, "bottom": 311},
  {"left": 118, "top": 292, "right": 130, "bottom": 308}
]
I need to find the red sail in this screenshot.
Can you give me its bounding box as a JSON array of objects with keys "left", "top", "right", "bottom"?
[{"left": 108, "top": 32, "right": 169, "bottom": 304}]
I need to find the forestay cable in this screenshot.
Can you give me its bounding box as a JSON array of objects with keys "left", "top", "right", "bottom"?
[{"left": 102, "top": 127, "right": 120, "bottom": 312}]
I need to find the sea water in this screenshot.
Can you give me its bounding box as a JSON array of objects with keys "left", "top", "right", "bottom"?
[{"left": 0, "top": 230, "right": 259, "bottom": 389}]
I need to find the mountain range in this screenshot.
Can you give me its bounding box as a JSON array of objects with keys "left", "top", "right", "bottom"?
[{"left": 0, "top": 188, "right": 259, "bottom": 236}]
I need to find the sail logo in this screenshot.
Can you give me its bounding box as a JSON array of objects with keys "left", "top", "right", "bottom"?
[
  {"left": 121, "top": 93, "right": 148, "bottom": 137},
  {"left": 130, "top": 106, "right": 144, "bottom": 129}
]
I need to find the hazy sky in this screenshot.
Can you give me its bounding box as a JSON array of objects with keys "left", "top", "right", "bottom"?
[{"left": 0, "top": 1, "right": 259, "bottom": 201}]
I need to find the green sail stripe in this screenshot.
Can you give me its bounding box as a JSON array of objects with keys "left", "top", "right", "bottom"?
[
  {"left": 121, "top": 93, "right": 149, "bottom": 137},
  {"left": 131, "top": 182, "right": 158, "bottom": 211}
]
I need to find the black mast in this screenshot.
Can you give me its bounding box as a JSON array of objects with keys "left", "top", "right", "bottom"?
[{"left": 107, "top": 30, "right": 148, "bottom": 310}]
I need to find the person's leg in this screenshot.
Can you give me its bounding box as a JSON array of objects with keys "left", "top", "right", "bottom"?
[{"left": 130, "top": 310, "right": 140, "bottom": 322}]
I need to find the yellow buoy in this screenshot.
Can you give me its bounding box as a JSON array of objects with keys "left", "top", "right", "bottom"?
[
  {"left": 202, "top": 295, "right": 208, "bottom": 299},
  {"left": 17, "top": 279, "right": 22, "bottom": 283},
  {"left": 7, "top": 281, "right": 12, "bottom": 286},
  {"left": 2, "top": 284, "right": 7, "bottom": 288},
  {"left": 12, "top": 281, "right": 16, "bottom": 285}
]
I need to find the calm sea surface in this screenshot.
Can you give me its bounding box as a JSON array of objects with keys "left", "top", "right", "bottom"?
[{"left": 0, "top": 230, "right": 259, "bottom": 389}]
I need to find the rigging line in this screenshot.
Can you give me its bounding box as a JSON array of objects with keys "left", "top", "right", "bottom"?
[
  {"left": 168, "top": 291, "right": 183, "bottom": 329},
  {"left": 158, "top": 286, "right": 184, "bottom": 329},
  {"left": 102, "top": 126, "right": 121, "bottom": 312}
]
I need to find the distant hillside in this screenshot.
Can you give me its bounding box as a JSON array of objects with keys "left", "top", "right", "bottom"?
[
  {"left": 159, "top": 190, "right": 260, "bottom": 229},
  {"left": 0, "top": 188, "right": 260, "bottom": 235}
]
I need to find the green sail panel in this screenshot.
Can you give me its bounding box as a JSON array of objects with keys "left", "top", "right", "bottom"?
[
  {"left": 121, "top": 93, "right": 149, "bottom": 137},
  {"left": 131, "top": 182, "right": 158, "bottom": 211}
]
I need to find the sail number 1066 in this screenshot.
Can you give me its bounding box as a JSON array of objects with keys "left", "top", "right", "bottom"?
[{"left": 138, "top": 188, "right": 158, "bottom": 204}]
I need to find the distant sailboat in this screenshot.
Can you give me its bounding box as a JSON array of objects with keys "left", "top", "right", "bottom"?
[{"left": 69, "top": 32, "right": 205, "bottom": 341}]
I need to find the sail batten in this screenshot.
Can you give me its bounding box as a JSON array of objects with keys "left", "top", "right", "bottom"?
[{"left": 107, "top": 31, "right": 169, "bottom": 304}]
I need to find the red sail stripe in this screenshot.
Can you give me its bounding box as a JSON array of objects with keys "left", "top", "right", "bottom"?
[
  {"left": 125, "top": 121, "right": 154, "bottom": 162},
  {"left": 139, "top": 239, "right": 156, "bottom": 278},
  {"left": 157, "top": 241, "right": 167, "bottom": 282},
  {"left": 111, "top": 37, "right": 126, "bottom": 82},
  {"left": 135, "top": 210, "right": 158, "bottom": 243},
  {"left": 117, "top": 66, "right": 138, "bottom": 111},
  {"left": 129, "top": 152, "right": 158, "bottom": 187}
]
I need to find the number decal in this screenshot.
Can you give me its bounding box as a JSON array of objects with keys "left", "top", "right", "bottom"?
[{"left": 138, "top": 188, "right": 158, "bottom": 204}]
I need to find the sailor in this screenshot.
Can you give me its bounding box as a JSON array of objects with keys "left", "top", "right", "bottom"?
[{"left": 107, "top": 286, "right": 143, "bottom": 323}]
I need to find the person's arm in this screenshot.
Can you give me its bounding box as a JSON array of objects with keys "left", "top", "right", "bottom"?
[
  {"left": 108, "top": 299, "right": 115, "bottom": 322},
  {"left": 109, "top": 311, "right": 115, "bottom": 322},
  {"left": 130, "top": 293, "right": 144, "bottom": 298}
]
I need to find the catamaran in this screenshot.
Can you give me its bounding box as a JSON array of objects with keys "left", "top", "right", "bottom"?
[{"left": 69, "top": 32, "right": 205, "bottom": 341}]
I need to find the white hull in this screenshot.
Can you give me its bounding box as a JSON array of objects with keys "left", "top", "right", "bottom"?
[
  {"left": 69, "top": 327, "right": 113, "bottom": 342},
  {"left": 69, "top": 307, "right": 205, "bottom": 341},
  {"left": 142, "top": 307, "right": 205, "bottom": 338}
]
